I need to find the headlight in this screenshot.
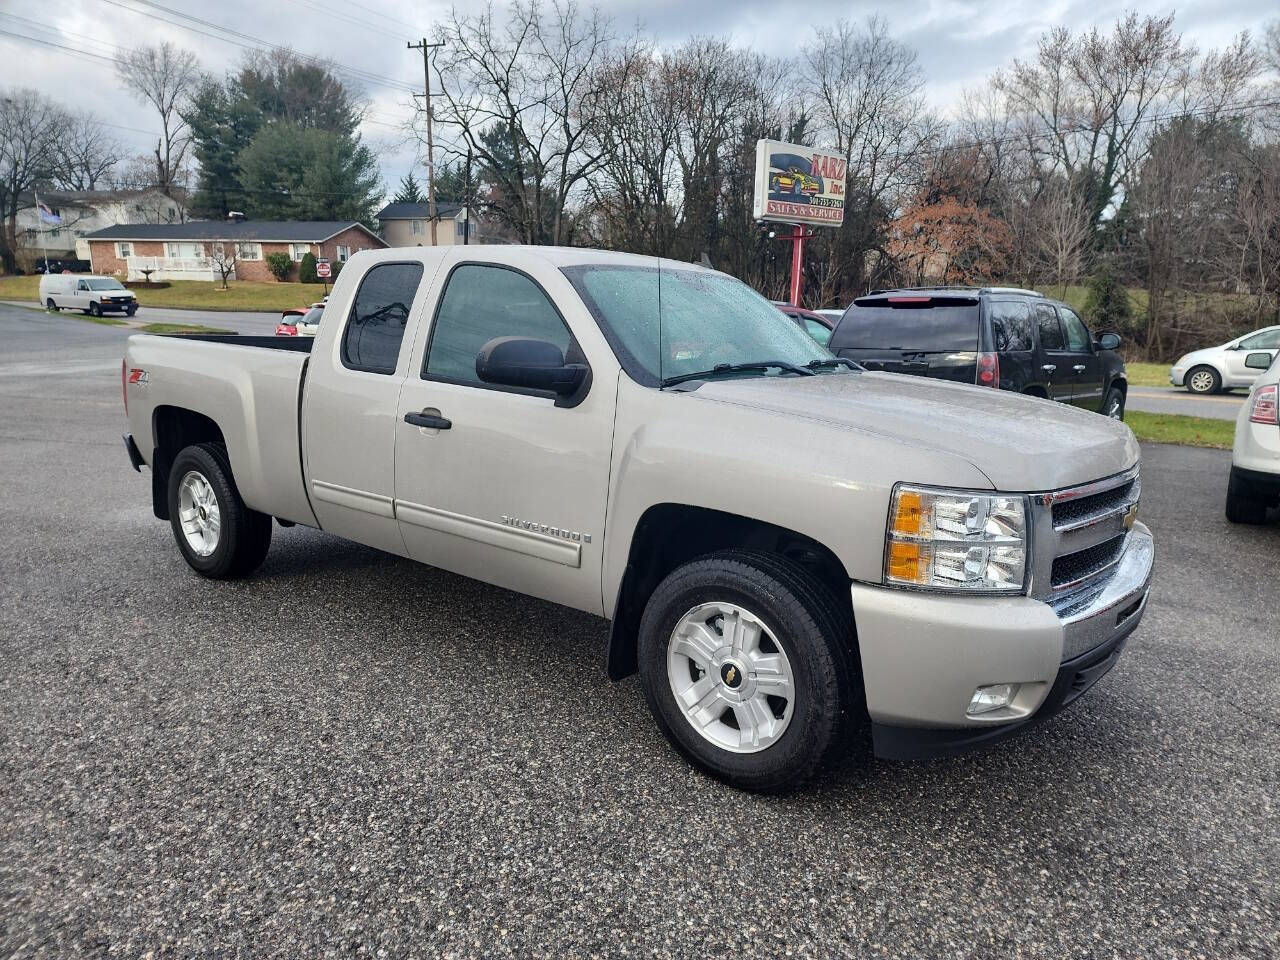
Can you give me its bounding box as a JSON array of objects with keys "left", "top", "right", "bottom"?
[{"left": 884, "top": 484, "right": 1028, "bottom": 593}]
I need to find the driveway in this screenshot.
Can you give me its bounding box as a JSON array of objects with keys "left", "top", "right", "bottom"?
[{"left": 1, "top": 303, "right": 1276, "bottom": 958}]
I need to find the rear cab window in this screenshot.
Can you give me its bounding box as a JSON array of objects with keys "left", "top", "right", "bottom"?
[{"left": 341, "top": 262, "right": 424, "bottom": 374}]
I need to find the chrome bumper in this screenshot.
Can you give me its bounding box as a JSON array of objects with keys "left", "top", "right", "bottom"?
[{"left": 1049, "top": 522, "right": 1154, "bottom": 661}]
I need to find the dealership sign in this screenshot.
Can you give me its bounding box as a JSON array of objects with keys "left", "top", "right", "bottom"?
[{"left": 752, "top": 140, "right": 846, "bottom": 228}]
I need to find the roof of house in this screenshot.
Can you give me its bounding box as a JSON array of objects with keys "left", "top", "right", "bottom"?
[
  {"left": 22, "top": 187, "right": 186, "bottom": 208},
  {"left": 83, "top": 220, "right": 386, "bottom": 245},
  {"left": 375, "top": 201, "right": 465, "bottom": 221}
]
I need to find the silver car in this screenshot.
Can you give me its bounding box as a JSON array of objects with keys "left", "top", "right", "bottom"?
[{"left": 1171, "top": 325, "right": 1280, "bottom": 394}]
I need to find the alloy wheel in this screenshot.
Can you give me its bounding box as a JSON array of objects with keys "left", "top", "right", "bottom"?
[{"left": 177, "top": 470, "right": 221, "bottom": 557}]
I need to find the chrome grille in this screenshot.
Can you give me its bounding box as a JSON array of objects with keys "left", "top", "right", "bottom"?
[{"left": 1028, "top": 466, "right": 1141, "bottom": 602}]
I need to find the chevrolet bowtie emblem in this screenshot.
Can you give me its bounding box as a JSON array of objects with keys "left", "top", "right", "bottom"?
[{"left": 725, "top": 666, "right": 737, "bottom": 685}]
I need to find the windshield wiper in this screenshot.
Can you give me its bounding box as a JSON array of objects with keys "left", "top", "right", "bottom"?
[
  {"left": 806, "top": 358, "right": 861, "bottom": 372},
  {"left": 661, "top": 360, "right": 817, "bottom": 388}
]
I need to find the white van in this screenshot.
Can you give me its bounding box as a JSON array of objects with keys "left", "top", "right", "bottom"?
[{"left": 40, "top": 274, "right": 138, "bottom": 317}]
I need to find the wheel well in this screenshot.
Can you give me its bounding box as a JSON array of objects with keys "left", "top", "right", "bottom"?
[
  {"left": 1111, "top": 378, "right": 1127, "bottom": 398},
  {"left": 150, "top": 406, "right": 226, "bottom": 520},
  {"left": 1022, "top": 385, "right": 1048, "bottom": 399},
  {"left": 606, "top": 504, "right": 852, "bottom": 680}
]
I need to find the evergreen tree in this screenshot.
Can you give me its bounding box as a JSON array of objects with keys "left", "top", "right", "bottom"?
[
  {"left": 1084, "top": 262, "right": 1135, "bottom": 336},
  {"left": 393, "top": 172, "right": 423, "bottom": 203},
  {"left": 238, "top": 123, "right": 381, "bottom": 223}
]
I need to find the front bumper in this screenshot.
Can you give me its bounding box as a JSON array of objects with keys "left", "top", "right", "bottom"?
[
  {"left": 852, "top": 521, "right": 1153, "bottom": 760},
  {"left": 1169, "top": 366, "right": 1186, "bottom": 386}
]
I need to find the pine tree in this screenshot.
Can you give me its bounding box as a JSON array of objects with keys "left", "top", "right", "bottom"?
[{"left": 394, "top": 173, "right": 424, "bottom": 204}]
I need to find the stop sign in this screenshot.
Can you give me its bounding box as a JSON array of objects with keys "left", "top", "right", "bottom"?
[{"left": 316, "top": 259, "right": 331, "bottom": 278}]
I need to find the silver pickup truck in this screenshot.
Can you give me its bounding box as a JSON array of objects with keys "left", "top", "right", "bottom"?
[{"left": 121, "top": 246, "right": 1154, "bottom": 791}]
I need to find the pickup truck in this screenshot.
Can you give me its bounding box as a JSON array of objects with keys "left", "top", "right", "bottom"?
[{"left": 121, "top": 246, "right": 1154, "bottom": 792}]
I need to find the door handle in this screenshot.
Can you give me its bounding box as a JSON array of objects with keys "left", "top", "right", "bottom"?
[
  {"left": 405, "top": 410, "right": 451, "bottom": 430},
  {"left": 1041, "top": 364, "right": 1056, "bottom": 374},
  {"left": 1073, "top": 364, "right": 1087, "bottom": 373}
]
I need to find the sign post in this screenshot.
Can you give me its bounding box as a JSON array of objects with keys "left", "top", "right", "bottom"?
[
  {"left": 752, "top": 140, "right": 846, "bottom": 308},
  {"left": 316, "top": 257, "right": 331, "bottom": 296}
]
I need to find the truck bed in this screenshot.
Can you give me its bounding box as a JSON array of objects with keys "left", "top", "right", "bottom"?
[{"left": 123, "top": 333, "right": 317, "bottom": 527}]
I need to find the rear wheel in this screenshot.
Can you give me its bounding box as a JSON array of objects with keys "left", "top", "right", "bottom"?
[
  {"left": 167, "top": 442, "right": 272, "bottom": 578},
  {"left": 637, "top": 549, "right": 858, "bottom": 792},
  {"left": 1186, "top": 365, "right": 1220, "bottom": 394},
  {"left": 45, "top": 297, "right": 59, "bottom": 312},
  {"left": 1225, "top": 472, "right": 1268, "bottom": 525}
]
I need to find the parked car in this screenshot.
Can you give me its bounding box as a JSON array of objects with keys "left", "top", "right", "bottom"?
[
  {"left": 121, "top": 247, "right": 1151, "bottom": 792},
  {"left": 40, "top": 273, "right": 138, "bottom": 316},
  {"left": 830, "top": 287, "right": 1127, "bottom": 419},
  {"left": 1170, "top": 325, "right": 1280, "bottom": 395},
  {"left": 276, "top": 305, "right": 323, "bottom": 337},
  {"left": 775, "top": 303, "right": 835, "bottom": 346},
  {"left": 1225, "top": 350, "right": 1279, "bottom": 524},
  {"left": 814, "top": 308, "right": 845, "bottom": 325}
]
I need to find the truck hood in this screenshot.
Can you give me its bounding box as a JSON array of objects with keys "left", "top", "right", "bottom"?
[{"left": 692, "top": 371, "right": 1139, "bottom": 491}]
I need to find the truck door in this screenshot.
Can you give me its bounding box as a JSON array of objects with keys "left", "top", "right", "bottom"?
[
  {"left": 1059, "top": 307, "right": 1104, "bottom": 411},
  {"left": 73, "top": 278, "right": 91, "bottom": 311},
  {"left": 393, "top": 254, "right": 615, "bottom": 615},
  {"left": 1034, "top": 304, "right": 1076, "bottom": 404},
  {"left": 302, "top": 258, "right": 434, "bottom": 556}
]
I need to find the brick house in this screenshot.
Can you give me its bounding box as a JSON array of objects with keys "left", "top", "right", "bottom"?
[{"left": 83, "top": 220, "right": 387, "bottom": 282}]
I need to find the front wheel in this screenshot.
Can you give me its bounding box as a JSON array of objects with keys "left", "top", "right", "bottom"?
[
  {"left": 167, "top": 442, "right": 272, "bottom": 578},
  {"left": 1186, "top": 365, "right": 1220, "bottom": 394},
  {"left": 1104, "top": 386, "right": 1125, "bottom": 420},
  {"left": 637, "top": 550, "right": 858, "bottom": 792},
  {"left": 88, "top": 301, "right": 101, "bottom": 317},
  {"left": 126, "top": 306, "right": 137, "bottom": 316}
]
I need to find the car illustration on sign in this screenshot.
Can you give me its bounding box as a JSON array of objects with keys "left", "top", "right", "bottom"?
[{"left": 769, "top": 153, "right": 823, "bottom": 201}]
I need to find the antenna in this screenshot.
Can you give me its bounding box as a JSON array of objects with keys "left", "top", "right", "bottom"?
[{"left": 657, "top": 255, "right": 664, "bottom": 386}]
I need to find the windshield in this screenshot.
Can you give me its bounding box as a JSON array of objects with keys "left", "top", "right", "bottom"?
[
  {"left": 302, "top": 307, "right": 324, "bottom": 324},
  {"left": 562, "top": 263, "right": 833, "bottom": 386},
  {"left": 834, "top": 302, "right": 979, "bottom": 352},
  {"left": 88, "top": 278, "right": 126, "bottom": 291}
]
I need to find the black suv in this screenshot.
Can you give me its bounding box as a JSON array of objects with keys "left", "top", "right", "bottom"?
[{"left": 828, "top": 287, "right": 1128, "bottom": 419}]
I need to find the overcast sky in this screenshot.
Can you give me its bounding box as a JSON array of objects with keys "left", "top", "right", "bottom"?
[{"left": 1, "top": 0, "right": 1272, "bottom": 202}]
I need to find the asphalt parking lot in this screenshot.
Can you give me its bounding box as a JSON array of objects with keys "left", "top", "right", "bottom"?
[{"left": 1, "top": 304, "right": 1277, "bottom": 958}]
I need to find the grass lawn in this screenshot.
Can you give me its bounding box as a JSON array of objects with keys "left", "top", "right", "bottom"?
[
  {"left": 1123, "top": 362, "right": 1169, "bottom": 387},
  {"left": 1125, "top": 411, "right": 1235, "bottom": 449},
  {"left": 0, "top": 274, "right": 324, "bottom": 312},
  {"left": 138, "top": 322, "right": 235, "bottom": 335}
]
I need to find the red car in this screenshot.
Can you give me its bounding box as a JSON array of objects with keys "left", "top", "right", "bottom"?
[
  {"left": 776, "top": 304, "right": 835, "bottom": 347},
  {"left": 276, "top": 305, "right": 323, "bottom": 337}
]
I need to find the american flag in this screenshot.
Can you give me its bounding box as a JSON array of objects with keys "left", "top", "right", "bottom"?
[{"left": 37, "top": 200, "right": 61, "bottom": 225}]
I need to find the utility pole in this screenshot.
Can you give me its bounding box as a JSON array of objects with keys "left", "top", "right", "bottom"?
[{"left": 408, "top": 37, "right": 445, "bottom": 246}]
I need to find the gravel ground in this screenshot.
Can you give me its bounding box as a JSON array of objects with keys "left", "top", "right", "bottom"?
[{"left": 1, "top": 304, "right": 1277, "bottom": 958}]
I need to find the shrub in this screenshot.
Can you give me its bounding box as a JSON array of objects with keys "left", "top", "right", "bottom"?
[
  {"left": 300, "top": 252, "right": 319, "bottom": 284},
  {"left": 1083, "top": 262, "right": 1134, "bottom": 336},
  {"left": 265, "top": 252, "right": 293, "bottom": 282}
]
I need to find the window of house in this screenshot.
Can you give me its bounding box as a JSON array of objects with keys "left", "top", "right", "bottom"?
[
  {"left": 1035, "top": 304, "right": 1065, "bottom": 350},
  {"left": 116, "top": 242, "right": 133, "bottom": 258},
  {"left": 341, "top": 262, "right": 423, "bottom": 374},
  {"left": 167, "top": 206, "right": 177, "bottom": 220},
  {"left": 237, "top": 243, "right": 262, "bottom": 260},
  {"left": 166, "top": 242, "right": 204, "bottom": 259},
  {"left": 290, "top": 243, "right": 310, "bottom": 261},
  {"left": 410, "top": 220, "right": 423, "bottom": 235},
  {"left": 425, "top": 265, "right": 572, "bottom": 388},
  {"left": 988, "top": 301, "right": 1034, "bottom": 352},
  {"left": 336, "top": 245, "right": 350, "bottom": 262}
]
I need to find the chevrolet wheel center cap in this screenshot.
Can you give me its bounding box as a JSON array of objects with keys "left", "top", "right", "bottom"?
[{"left": 720, "top": 661, "right": 743, "bottom": 689}]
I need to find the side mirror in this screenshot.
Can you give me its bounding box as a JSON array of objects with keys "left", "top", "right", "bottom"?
[
  {"left": 476, "top": 336, "right": 589, "bottom": 403},
  {"left": 1245, "top": 351, "right": 1274, "bottom": 370},
  {"left": 1096, "top": 332, "right": 1122, "bottom": 351}
]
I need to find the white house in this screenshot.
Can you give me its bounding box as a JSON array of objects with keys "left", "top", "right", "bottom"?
[{"left": 15, "top": 188, "right": 186, "bottom": 264}]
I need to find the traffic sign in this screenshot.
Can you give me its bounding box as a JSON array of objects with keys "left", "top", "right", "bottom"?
[{"left": 316, "top": 260, "right": 331, "bottom": 278}]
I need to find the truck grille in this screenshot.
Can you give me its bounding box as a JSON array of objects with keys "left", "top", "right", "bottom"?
[{"left": 1030, "top": 466, "right": 1140, "bottom": 601}]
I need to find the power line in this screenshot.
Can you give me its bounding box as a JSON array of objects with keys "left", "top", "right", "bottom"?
[
  {"left": 0, "top": 12, "right": 126, "bottom": 54},
  {"left": 0, "top": 27, "right": 121, "bottom": 65}
]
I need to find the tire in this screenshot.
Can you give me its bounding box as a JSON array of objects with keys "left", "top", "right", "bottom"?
[
  {"left": 637, "top": 549, "right": 859, "bottom": 792},
  {"left": 1225, "top": 472, "right": 1268, "bottom": 525},
  {"left": 1103, "top": 386, "right": 1125, "bottom": 420},
  {"left": 126, "top": 306, "right": 137, "bottom": 317},
  {"left": 45, "top": 297, "right": 59, "bottom": 312},
  {"left": 167, "top": 442, "right": 272, "bottom": 579},
  {"left": 88, "top": 301, "right": 101, "bottom": 317},
  {"left": 1186, "top": 365, "right": 1220, "bottom": 394}
]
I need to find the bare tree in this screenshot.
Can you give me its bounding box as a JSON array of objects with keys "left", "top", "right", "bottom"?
[
  {"left": 116, "top": 42, "right": 201, "bottom": 196},
  {"left": 0, "top": 88, "right": 62, "bottom": 274},
  {"left": 209, "top": 242, "right": 239, "bottom": 289},
  {"left": 1029, "top": 179, "right": 1092, "bottom": 295},
  {"left": 429, "top": 0, "right": 614, "bottom": 245},
  {"left": 51, "top": 112, "right": 124, "bottom": 190}
]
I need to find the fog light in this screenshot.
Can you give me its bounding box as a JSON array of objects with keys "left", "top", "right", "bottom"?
[{"left": 967, "top": 683, "right": 1019, "bottom": 716}]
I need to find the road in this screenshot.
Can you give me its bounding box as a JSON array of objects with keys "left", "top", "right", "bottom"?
[
  {"left": 1128, "top": 384, "right": 1246, "bottom": 421},
  {"left": 3, "top": 299, "right": 281, "bottom": 336},
  {"left": 1, "top": 304, "right": 1277, "bottom": 958}
]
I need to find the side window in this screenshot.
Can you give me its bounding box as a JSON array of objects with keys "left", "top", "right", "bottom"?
[
  {"left": 1239, "top": 329, "right": 1280, "bottom": 350},
  {"left": 424, "top": 264, "right": 572, "bottom": 387},
  {"left": 76, "top": 280, "right": 89, "bottom": 291},
  {"left": 1060, "top": 308, "right": 1091, "bottom": 351},
  {"left": 988, "top": 301, "right": 1033, "bottom": 352},
  {"left": 340, "top": 262, "right": 422, "bottom": 374},
  {"left": 1036, "top": 304, "right": 1065, "bottom": 350},
  {"left": 803, "top": 317, "right": 832, "bottom": 347}
]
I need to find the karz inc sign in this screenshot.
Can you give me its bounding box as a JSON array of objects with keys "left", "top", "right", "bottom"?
[{"left": 752, "top": 139, "right": 847, "bottom": 305}]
